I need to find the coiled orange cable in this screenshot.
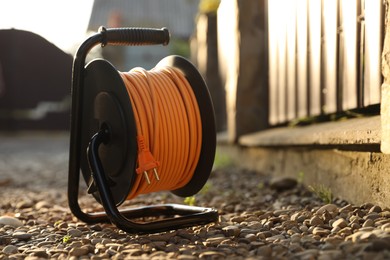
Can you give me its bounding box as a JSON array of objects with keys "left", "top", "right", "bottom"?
[{"left": 120, "top": 66, "right": 202, "bottom": 200}]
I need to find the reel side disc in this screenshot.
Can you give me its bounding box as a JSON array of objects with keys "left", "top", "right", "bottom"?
[{"left": 81, "top": 59, "right": 137, "bottom": 206}]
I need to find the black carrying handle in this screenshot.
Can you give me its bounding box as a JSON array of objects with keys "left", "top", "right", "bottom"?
[
  {"left": 72, "top": 27, "right": 170, "bottom": 72},
  {"left": 98, "top": 26, "right": 170, "bottom": 47}
]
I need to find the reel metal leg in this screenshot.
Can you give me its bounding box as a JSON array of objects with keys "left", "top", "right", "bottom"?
[{"left": 68, "top": 129, "right": 218, "bottom": 234}]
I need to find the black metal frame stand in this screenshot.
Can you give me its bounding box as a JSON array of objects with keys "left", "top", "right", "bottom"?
[{"left": 67, "top": 27, "right": 218, "bottom": 233}]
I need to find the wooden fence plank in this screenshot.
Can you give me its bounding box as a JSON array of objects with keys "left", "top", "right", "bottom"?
[
  {"left": 364, "top": 0, "right": 382, "bottom": 106},
  {"left": 268, "top": 0, "right": 281, "bottom": 124},
  {"left": 286, "top": 0, "right": 297, "bottom": 120},
  {"left": 322, "top": 0, "right": 338, "bottom": 113},
  {"left": 308, "top": 0, "right": 322, "bottom": 116},
  {"left": 296, "top": 0, "right": 308, "bottom": 118},
  {"left": 276, "top": 8, "right": 287, "bottom": 124},
  {"left": 341, "top": 0, "right": 358, "bottom": 110}
]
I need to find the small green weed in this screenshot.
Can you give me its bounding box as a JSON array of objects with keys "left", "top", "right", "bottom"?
[
  {"left": 309, "top": 184, "right": 333, "bottom": 204},
  {"left": 62, "top": 235, "right": 72, "bottom": 243},
  {"left": 184, "top": 196, "right": 196, "bottom": 206},
  {"left": 297, "top": 171, "right": 305, "bottom": 184},
  {"left": 213, "top": 149, "right": 233, "bottom": 170}
]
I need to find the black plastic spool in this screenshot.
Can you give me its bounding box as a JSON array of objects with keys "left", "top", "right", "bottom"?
[{"left": 68, "top": 27, "right": 218, "bottom": 233}]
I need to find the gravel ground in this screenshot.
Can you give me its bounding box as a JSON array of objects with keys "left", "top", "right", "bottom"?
[{"left": 1, "top": 133, "right": 390, "bottom": 259}]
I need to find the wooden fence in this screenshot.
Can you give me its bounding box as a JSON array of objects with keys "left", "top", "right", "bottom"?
[{"left": 268, "top": 0, "right": 383, "bottom": 125}]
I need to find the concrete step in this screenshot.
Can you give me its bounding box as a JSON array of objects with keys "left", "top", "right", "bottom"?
[{"left": 217, "top": 115, "right": 390, "bottom": 208}]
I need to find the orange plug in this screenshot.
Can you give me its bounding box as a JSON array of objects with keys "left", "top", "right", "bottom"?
[{"left": 136, "top": 135, "right": 160, "bottom": 184}]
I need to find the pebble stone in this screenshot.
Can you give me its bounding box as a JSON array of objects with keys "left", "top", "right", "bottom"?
[
  {"left": 12, "top": 231, "right": 32, "bottom": 241},
  {"left": 2, "top": 245, "right": 18, "bottom": 254},
  {"left": 332, "top": 218, "right": 348, "bottom": 229},
  {"left": 1, "top": 136, "right": 390, "bottom": 259},
  {"left": 68, "top": 228, "right": 83, "bottom": 237},
  {"left": 0, "top": 216, "right": 23, "bottom": 227},
  {"left": 222, "top": 225, "right": 241, "bottom": 237}
]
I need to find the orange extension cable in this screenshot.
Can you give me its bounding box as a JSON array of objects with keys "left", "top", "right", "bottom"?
[{"left": 120, "top": 66, "right": 202, "bottom": 200}]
